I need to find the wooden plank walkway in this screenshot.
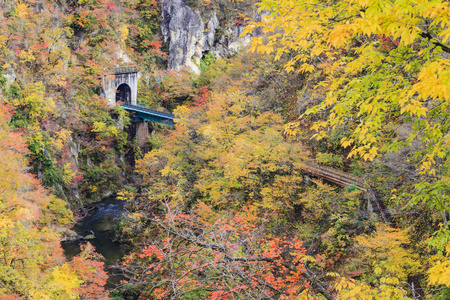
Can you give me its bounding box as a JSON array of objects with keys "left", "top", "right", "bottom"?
[
  {"left": 302, "top": 161, "right": 367, "bottom": 191},
  {"left": 302, "top": 160, "right": 390, "bottom": 223}
]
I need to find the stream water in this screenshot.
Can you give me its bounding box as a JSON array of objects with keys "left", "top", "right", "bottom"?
[{"left": 62, "top": 197, "right": 128, "bottom": 287}]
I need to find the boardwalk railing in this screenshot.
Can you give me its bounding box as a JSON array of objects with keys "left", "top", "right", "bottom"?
[
  {"left": 302, "top": 161, "right": 367, "bottom": 191},
  {"left": 302, "top": 160, "right": 390, "bottom": 222}
]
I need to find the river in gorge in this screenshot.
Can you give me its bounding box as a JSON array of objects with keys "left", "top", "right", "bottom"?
[{"left": 62, "top": 197, "right": 129, "bottom": 288}]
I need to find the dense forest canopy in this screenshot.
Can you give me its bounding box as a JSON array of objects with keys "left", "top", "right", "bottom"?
[{"left": 1, "top": 0, "right": 450, "bottom": 299}]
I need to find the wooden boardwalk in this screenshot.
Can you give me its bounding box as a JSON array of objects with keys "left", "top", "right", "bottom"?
[
  {"left": 302, "top": 160, "right": 390, "bottom": 223},
  {"left": 302, "top": 161, "right": 367, "bottom": 191}
]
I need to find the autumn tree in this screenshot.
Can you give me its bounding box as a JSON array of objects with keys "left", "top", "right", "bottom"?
[
  {"left": 328, "top": 224, "right": 421, "bottom": 299},
  {"left": 244, "top": 0, "right": 450, "bottom": 294},
  {"left": 0, "top": 103, "right": 108, "bottom": 299},
  {"left": 245, "top": 0, "right": 450, "bottom": 172},
  {"left": 135, "top": 88, "right": 309, "bottom": 217},
  {"left": 0, "top": 0, "right": 156, "bottom": 202},
  {"left": 119, "top": 80, "right": 379, "bottom": 299},
  {"left": 118, "top": 198, "right": 344, "bottom": 300}
]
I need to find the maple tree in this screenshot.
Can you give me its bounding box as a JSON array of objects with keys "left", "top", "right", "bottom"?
[
  {"left": 243, "top": 2, "right": 450, "bottom": 293},
  {"left": 245, "top": 0, "right": 450, "bottom": 174},
  {"left": 135, "top": 87, "right": 308, "bottom": 216},
  {"left": 0, "top": 103, "right": 108, "bottom": 299},
  {"left": 119, "top": 198, "right": 344, "bottom": 300}
]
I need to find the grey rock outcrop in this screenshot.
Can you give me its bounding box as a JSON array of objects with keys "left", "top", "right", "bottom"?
[
  {"left": 161, "top": 0, "right": 254, "bottom": 74},
  {"left": 3, "top": 67, "right": 16, "bottom": 89},
  {"left": 161, "top": 0, "right": 205, "bottom": 74},
  {"left": 204, "top": 12, "right": 219, "bottom": 52}
]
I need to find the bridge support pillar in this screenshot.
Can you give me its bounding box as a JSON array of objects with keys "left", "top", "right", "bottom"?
[
  {"left": 136, "top": 122, "right": 149, "bottom": 150},
  {"left": 128, "top": 121, "right": 151, "bottom": 153}
]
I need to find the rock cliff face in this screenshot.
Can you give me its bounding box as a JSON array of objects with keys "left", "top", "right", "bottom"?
[{"left": 161, "top": 0, "right": 253, "bottom": 74}]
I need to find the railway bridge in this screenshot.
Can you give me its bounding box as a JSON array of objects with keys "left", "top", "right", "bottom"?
[{"left": 102, "top": 67, "right": 175, "bottom": 149}]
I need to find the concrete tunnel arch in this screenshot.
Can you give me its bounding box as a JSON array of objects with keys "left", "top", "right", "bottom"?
[{"left": 103, "top": 67, "right": 138, "bottom": 106}]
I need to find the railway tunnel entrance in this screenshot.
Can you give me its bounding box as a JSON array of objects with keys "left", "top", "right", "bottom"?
[{"left": 116, "top": 83, "right": 131, "bottom": 103}]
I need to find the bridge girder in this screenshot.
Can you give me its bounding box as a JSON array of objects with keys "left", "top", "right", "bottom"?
[{"left": 121, "top": 103, "right": 175, "bottom": 125}]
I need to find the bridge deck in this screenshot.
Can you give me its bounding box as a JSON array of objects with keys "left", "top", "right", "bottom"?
[
  {"left": 120, "top": 103, "right": 175, "bottom": 125},
  {"left": 302, "top": 160, "right": 390, "bottom": 222},
  {"left": 302, "top": 161, "right": 366, "bottom": 191}
]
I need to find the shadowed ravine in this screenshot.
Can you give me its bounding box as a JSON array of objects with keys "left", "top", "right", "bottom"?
[{"left": 62, "top": 197, "right": 128, "bottom": 288}]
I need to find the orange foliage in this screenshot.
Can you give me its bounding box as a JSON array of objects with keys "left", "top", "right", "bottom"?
[
  {"left": 0, "top": 102, "right": 108, "bottom": 298},
  {"left": 121, "top": 200, "right": 308, "bottom": 299},
  {"left": 70, "top": 243, "right": 109, "bottom": 299}
]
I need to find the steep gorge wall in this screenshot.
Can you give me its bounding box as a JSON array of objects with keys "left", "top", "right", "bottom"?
[
  {"left": 1, "top": 0, "right": 258, "bottom": 206},
  {"left": 161, "top": 0, "right": 256, "bottom": 74},
  {"left": 0, "top": 0, "right": 134, "bottom": 206}
]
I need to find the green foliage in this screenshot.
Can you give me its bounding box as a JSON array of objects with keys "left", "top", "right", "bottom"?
[
  {"left": 109, "top": 292, "right": 127, "bottom": 300},
  {"left": 199, "top": 51, "right": 216, "bottom": 73},
  {"left": 0, "top": 73, "right": 6, "bottom": 89},
  {"left": 28, "top": 131, "right": 63, "bottom": 186},
  {"left": 293, "top": 183, "right": 367, "bottom": 256},
  {"left": 6, "top": 82, "right": 21, "bottom": 98},
  {"left": 136, "top": 77, "right": 162, "bottom": 108},
  {"left": 147, "top": 132, "right": 164, "bottom": 150},
  {"left": 81, "top": 159, "right": 121, "bottom": 201},
  {"left": 348, "top": 160, "right": 365, "bottom": 177},
  {"left": 434, "top": 289, "right": 450, "bottom": 300},
  {"left": 428, "top": 224, "right": 450, "bottom": 254},
  {"left": 321, "top": 220, "right": 351, "bottom": 254},
  {"left": 316, "top": 152, "right": 344, "bottom": 169},
  {"left": 193, "top": 56, "right": 231, "bottom": 88},
  {"left": 185, "top": 0, "right": 203, "bottom": 7},
  {"left": 184, "top": 288, "right": 210, "bottom": 300},
  {"left": 409, "top": 180, "right": 450, "bottom": 215}
]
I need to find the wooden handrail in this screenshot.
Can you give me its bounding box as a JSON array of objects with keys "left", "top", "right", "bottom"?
[
  {"left": 302, "top": 161, "right": 366, "bottom": 190},
  {"left": 301, "top": 160, "right": 390, "bottom": 222}
]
